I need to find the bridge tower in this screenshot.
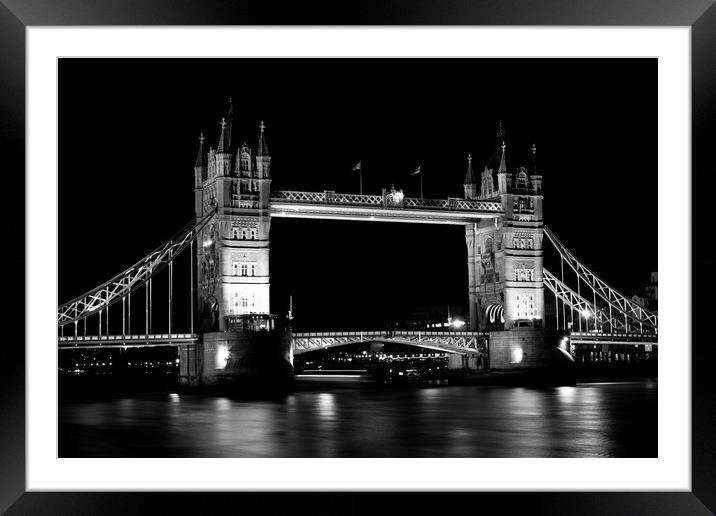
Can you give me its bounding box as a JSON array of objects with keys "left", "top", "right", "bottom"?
[
  {"left": 194, "top": 104, "right": 272, "bottom": 331},
  {"left": 464, "top": 124, "right": 545, "bottom": 331}
]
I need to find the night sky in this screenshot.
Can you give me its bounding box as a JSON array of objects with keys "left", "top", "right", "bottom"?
[{"left": 58, "top": 58, "right": 656, "bottom": 331}]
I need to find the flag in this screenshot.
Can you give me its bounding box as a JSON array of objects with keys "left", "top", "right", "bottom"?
[
  {"left": 352, "top": 161, "right": 361, "bottom": 171},
  {"left": 410, "top": 165, "right": 421, "bottom": 176}
]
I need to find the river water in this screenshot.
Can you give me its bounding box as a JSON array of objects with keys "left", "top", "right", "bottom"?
[{"left": 59, "top": 380, "right": 657, "bottom": 458}]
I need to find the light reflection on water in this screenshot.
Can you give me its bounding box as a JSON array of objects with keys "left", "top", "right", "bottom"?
[{"left": 59, "top": 382, "right": 656, "bottom": 458}]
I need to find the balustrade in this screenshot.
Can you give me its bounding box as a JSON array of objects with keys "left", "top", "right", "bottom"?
[{"left": 271, "top": 190, "right": 502, "bottom": 212}]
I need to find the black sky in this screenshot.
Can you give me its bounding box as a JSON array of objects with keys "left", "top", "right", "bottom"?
[{"left": 58, "top": 58, "right": 656, "bottom": 331}]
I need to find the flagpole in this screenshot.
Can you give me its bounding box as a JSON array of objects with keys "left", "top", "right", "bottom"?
[
  {"left": 359, "top": 168, "right": 363, "bottom": 195},
  {"left": 420, "top": 172, "right": 423, "bottom": 199}
]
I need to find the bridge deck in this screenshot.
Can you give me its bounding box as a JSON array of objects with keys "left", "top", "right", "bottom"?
[{"left": 58, "top": 334, "right": 199, "bottom": 349}]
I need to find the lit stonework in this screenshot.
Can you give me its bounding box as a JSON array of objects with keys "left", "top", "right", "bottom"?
[
  {"left": 194, "top": 99, "right": 272, "bottom": 331},
  {"left": 464, "top": 124, "right": 545, "bottom": 331}
]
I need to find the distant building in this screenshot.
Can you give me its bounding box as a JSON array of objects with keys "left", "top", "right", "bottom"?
[
  {"left": 632, "top": 272, "right": 657, "bottom": 311},
  {"left": 645, "top": 272, "right": 658, "bottom": 308},
  {"left": 631, "top": 294, "right": 649, "bottom": 308}
]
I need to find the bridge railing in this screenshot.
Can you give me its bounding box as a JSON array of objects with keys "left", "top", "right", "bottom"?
[
  {"left": 271, "top": 190, "right": 503, "bottom": 213},
  {"left": 58, "top": 333, "right": 198, "bottom": 342}
]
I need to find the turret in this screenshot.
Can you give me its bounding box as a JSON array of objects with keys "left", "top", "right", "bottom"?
[
  {"left": 463, "top": 153, "right": 478, "bottom": 199},
  {"left": 238, "top": 142, "right": 252, "bottom": 177},
  {"left": 216, "top": 118, "right": 232, "bottom": 177},
  {"left": 194, "top": 133, "right": 207, "bottom": 188},
  {"left": 529, "top": 143, "right": 543, "bottom": 194},
  {"left": 194, "top": 133, "right": 207, "bottom": 218},
  {"left": 497, "top": 141, "right": 509, "bottom": 193},
  {"left": 207, "top": 146, "right": 216, "bottom": 179},
  {"left": 255, "top": 120, "right": 271, "bottom": 179},
  {"left": 480, "top": 165, "right": 495, "bottom": 198}
]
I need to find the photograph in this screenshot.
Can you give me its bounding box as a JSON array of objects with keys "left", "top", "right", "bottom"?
[{"left": 56, "top": 57, "right": 658, "bottom": 459}]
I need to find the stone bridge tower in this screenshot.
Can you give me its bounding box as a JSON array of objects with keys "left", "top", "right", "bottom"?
[
  {"left": 194, "top": 100, "right": 272, "bottom": 331},
  {"left": 464, "top": 124, "right": 545, "bottom": 331}
]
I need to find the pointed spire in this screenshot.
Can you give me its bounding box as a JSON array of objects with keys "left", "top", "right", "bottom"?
[
  {"left": 498, "top": 140, "right": 507, "bottom": 173},
  {"left": 195, "top": 132, "right": 207, "bottom": 168},
  {"left": 256, "top": 120, "right": 269, "bottom": 157},
  {"left": 464, "top": 153, "right": 476, "bottom": 184},
  {"left": 217, "top": 117, "right": 229, "bottom": 153}
]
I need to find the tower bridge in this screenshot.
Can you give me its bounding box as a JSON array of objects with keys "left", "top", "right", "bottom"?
[{"left": 58, "top": 105, "right": 657, "bottom": 388}]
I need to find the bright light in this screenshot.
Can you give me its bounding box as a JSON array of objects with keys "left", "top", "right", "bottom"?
[
  {"left": 510, "top": 346, "right": 524, "bottom": 364},
  {"left": 203, "top": 239, "right": 213, "bottom": 247},
  {"left": 451, "top": 319, "right": 466, "bottom": 328},
  {"left": 216, "top": 344, "right": 230, "bottom": 369},
  {"left": 581, "top": 309, "right": 591, "bottom": 319}
]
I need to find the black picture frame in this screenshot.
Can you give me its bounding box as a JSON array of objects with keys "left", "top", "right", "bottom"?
[{"left": 3, "top": 1, "right": 713, "bottom": 514}]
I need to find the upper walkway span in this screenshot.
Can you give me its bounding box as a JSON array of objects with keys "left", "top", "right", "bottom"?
[{"left": 269, "top": 190, "right": 503, "bottom": 225}]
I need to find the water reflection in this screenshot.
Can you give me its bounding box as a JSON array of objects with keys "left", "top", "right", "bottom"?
[
  {"left": 317, "top": 393, "right": 336, "bottom": 421},
  {"left": 59, "top": 382, "right": 657, "bottom": 458}
]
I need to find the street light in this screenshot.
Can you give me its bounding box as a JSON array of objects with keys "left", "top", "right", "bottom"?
[
  {"left": 451, "top": 319, "right": 466, "bottom": 329},
  {"left": 581, "top": 309, "right": 592, "bottom": 332}
]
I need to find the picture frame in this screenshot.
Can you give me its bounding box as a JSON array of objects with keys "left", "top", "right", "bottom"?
[{"left": 3, "top": 0, "right": 712, "bottom": 513}]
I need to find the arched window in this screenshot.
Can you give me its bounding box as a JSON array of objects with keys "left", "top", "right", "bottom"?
[{"left": 516, "top": 168, "right": 530, "bottom": 190}]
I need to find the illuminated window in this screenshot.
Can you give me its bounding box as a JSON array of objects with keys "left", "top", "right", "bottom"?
[
  {"left": 516, "top": 294, "right": 534, "bottom": 320},
  {"left": 232, "top": 261, "right": 256, "bottom": 277},
  {"left": 231, "top": 227, "right": 240, "bottom": 239},
  {"left": 250, "top": 228, "right": 257, "bottom": 240}
]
